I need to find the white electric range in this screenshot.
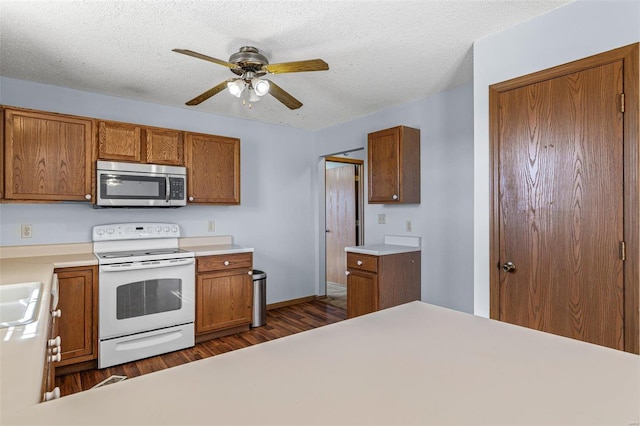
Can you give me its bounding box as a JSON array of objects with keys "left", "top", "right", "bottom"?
[{"left": 93, "top": 223, "right": 195, "bottom": 368}]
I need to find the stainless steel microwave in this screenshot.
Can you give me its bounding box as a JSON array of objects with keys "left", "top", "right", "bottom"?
[{"left": 96, "top": 161, "right": 187, "bottom": 207}]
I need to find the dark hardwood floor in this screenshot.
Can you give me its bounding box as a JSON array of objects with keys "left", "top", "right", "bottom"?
[{"left": 56, "top": 300, "right": 346, "bottom": 397}]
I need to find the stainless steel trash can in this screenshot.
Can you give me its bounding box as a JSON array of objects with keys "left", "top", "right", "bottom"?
[{"left": 251, "top": 270, "right": 266, "bottom": 327}]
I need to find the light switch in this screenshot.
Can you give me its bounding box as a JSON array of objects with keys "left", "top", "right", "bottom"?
[{"left": 378, "top": 214, "right": 386, "bottom": 224}]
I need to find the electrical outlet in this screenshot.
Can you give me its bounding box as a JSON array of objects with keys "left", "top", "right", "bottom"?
[
  {"left": 207, "top": 220, "right": 215, "bottom": 232},
  {"left": 406, "top": 220, "right": 412, "bottom": 232},
  {"left": 21, "top": 224, "right": 33, "bottom": 239},
  {"left": 378, "top": 214, "right": 386, "bottom": 224}
]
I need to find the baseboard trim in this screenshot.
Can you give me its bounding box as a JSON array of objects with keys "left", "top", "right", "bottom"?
[
  {"left": 267, "top": 295, "right": 317, "bottom": 310},
  {"left": 195, "top": 324, "right": 250, "bottom": 343}
]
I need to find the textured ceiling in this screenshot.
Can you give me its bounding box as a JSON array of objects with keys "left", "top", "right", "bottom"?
[{"left": 0, "top": 0, "right": 571, "bottom": 130}]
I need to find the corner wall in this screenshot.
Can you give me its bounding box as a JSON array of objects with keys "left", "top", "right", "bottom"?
[{"left": 316, "top": 83, "right": 475, "bottom": 313}]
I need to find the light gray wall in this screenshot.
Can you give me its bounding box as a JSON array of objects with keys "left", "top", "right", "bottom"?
[
  {"left": 316, "top": 83, "right": 475, "bottom": 313},
  {"left": 0, "top": 77, "right": 317, "bottom": 305},
  {"left": 473, "top": 0, "right": 640, "bottom": 317}
]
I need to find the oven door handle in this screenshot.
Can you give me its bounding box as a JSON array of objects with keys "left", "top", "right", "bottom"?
[{"left": 100, "top": 257, "right": 195, "bottom": 273}]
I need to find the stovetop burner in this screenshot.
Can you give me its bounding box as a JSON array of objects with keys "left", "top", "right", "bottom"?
[
  {"left": 96, "top": 247, "right": 192, "bottom": 262},
  {"left": 145, "top": 249, "right": 182, "bottom": 255},
  {"left": 92, "top": 223, "right": 195, "bottom": 265}
]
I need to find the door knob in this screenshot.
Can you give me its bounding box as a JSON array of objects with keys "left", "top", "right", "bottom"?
[{"left": 502, "top": 262, "right": 516, "bottom": 273}]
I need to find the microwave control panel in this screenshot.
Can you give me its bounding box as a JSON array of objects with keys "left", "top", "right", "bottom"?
[{"left": 169, "top": 177, "right": 185, "bottom": 200}]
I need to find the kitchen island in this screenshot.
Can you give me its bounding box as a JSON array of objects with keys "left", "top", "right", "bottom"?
[{"left": 3, "top": 301, "right": 638, "bottom": 425}]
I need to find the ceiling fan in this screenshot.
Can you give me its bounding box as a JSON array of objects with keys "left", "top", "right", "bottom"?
[{"left": 173, "top": 46, "right": 329, "bottom": 110}]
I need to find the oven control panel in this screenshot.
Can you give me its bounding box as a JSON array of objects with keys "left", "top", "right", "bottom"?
[{"left": 93, "top": 223, "right": 181, "bottom": 241}]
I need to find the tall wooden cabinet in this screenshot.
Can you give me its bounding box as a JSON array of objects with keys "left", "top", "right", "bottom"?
[
  {"left": 196, "top": 252, "right": 253, "bottom": 341},
  {"left": 346, "top": 251, "right": 421, "bottom": 318},
  {"left": 53, "top": 266, "right": 98, "bottom": 372},
  {"left": 3, "top": 109, "right": 94, "bottom": 202},
  {"left": 185, "top": 133, "right": 241, "bottom": 204},
  {"left": 368, "top": 126, "right": 420, "bottom": 204}
]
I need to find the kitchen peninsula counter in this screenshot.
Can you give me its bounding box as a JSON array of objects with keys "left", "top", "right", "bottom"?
[
  {"left": 0, "top": 236, "right": 250, "bottom": 421},
  {"left": 3, "top": 301, "right": 638, "bottom": 425}
]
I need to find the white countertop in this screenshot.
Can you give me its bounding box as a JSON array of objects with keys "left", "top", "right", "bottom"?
[
  {"left": 3, "top": 301, "right": 638, "bottom": 425},
  {"left": 0, "top": 260, "right": 56, "bottom": 418},
  {"left": 0, "top": 237, "right": 252, "bottom": 420},
  {"left": 345, "top": 243, "right": 421, "bottom": 255},
  {"left": 346, "top": 234, "right": 421, "bottom": 255}
]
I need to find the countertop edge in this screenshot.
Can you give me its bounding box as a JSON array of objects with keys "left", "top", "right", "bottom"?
[{"left": 345, "top": 245, "right": 421, "bottom": 256}]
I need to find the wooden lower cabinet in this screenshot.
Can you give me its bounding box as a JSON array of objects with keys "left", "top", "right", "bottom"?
[
  {"left": 346, "top": 251, "right": 421, "bottom": 319},
  {"left": 54, "top": 266, "right": 98, "bottom": 372},
  {"left": 196, "top": 253, "right": 253, "bottom": 341}
]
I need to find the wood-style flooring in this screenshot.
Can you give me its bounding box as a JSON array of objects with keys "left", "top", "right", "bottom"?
[{"left": 55, "top": 300, "right": 346, "bottom": 397}]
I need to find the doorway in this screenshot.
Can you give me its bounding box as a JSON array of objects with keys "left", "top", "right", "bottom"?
[
  {"left": 323, "top": 156, "right": 364, "bottom": 310},
  {"left": 489, "top": 43, "right": 639, "bottom": 353}
]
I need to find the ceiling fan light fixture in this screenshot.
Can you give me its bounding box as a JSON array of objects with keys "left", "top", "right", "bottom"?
[
  {"left": 248, "top": 87, "right": 261, "bottom": 103},
  {"left": 227, "top": 79, "right": 245, "bottom": 97},
  {"left": 252, "top": 78, "right": 270, "bottom": 96}
]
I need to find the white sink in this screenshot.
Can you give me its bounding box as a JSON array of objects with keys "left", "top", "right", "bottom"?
[{"left": 0, "top": 282, "right": 42, "bottom": 328}]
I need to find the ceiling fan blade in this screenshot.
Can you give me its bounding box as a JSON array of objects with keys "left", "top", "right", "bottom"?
[
  {"left": 264, "top": 59, "right": 329, "bottom": 74},
  {"left": 265, "top": 80, "right": 303, "bottom": 110},
  {"left": 185, "top": 80, "right": 230, "bottom": 106},
  {"left": 173, "top": 49, "right": 235, "bottom": 69}
]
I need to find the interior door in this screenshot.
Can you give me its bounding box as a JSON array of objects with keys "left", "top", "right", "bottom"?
[
  {"left": 325, "top": 163, "right": 356, "bottom": 285},
  {"left": 493, "top": 59, "right": 626, "bottom": 350}
]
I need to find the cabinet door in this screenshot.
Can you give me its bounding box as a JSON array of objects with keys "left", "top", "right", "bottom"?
[
  {"left": 145, "top": 128, "right": 184, "bottom": 165},
  {"left": 196, "top": 270, "right": 252, "bottom": 334},
  {"left": 347, "top": 269, "right": 378, "bottom": 318},
  {"left": 185, "top": 133, "right": 240, "bottom": 204},
  {"left": 55, "top": 266, "right": 98, "bottom": 366},
  {"left": 98, "top": 120, "right": 141, "bottom": 162},
  {"left": 4, "top": 109, "right": 94, "bottom": 201},
  {"left": 368, "top": 126, "right": 420, "bottom": 204},
  {"left": 368, "top": 127, "right": 401, "bottom": 203}
]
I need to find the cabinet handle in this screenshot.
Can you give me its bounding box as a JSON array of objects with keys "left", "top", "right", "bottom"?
[
  {"left": 356, "top": 260, "right": 363, "bottom": 266},
  {"left": 392, "top": 194, "right": 398, "bottom": 200},
  {"left": 248, "top": 270, "right": 253, "bottom": 275},
  {"left": 85, "top": 194, "right": 92, "bottom": 200},
  {"left": 48, "top": 353, "right": 61, "bottom": 363},
  {"left": 52, "top": 309, "right": 62, "bottom": 318},
  {"left": 345, "top": 271, "right": 350, "bottom": 276},
  {"left": 48, "top": 336, "right": 61, "bottom": 347},
  {"left": 224, "top": 260, "right": 230, "bottom": 266},
  {"left": 43, "top": 387, "right": 60, "bottom": 401},
  {"left": 188, "top": 196, "right": 194, "bottom": 202}
]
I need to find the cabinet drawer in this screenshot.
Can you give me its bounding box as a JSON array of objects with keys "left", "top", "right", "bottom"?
[
  {"left": 347, "top": 253, "right": 378, "bottom": 273},
  {"left": 197, "top": 252, "right": 253, "bottom": 272}
]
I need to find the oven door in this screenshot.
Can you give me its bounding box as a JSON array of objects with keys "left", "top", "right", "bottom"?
[{"left": 99, "top": 258, "right": 195, "bottom": 340}]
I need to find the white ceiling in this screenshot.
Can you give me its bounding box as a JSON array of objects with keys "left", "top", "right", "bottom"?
[{"left": 0, "top": 0, "right": 572, "bottom": 130}]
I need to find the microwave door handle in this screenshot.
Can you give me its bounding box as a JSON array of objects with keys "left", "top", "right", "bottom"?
[{"left": 165, "top": 177, "right": 171, "bottom": 202}]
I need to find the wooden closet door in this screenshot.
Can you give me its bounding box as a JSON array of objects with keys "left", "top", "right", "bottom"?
[{"left": 494, "top": 60, "right": 625, "bottom": 350}]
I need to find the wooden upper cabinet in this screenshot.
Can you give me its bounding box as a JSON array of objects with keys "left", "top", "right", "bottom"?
[
  {"left": 4, "top": 108, "right": 94, "bottom": 202},
  {"left": 98, "top": 121, "right": 184, "bottom": 166},
  {"left": 185, "top": 133, "right": 240, "bottom": 204},
  {"left": 144, "top": 128, "right": 184, "bottom": 165},
  {"left": 97, "top": 121, "right": 141, "bottom": 162},
  {"left": 368, "top": 126, "right": 420, "bottom": 204}
]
